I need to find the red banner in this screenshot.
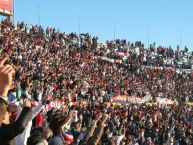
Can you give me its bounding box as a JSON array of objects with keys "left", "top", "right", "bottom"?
[{"left": 0, "top": 0, "right": 12, "bottom": 14}]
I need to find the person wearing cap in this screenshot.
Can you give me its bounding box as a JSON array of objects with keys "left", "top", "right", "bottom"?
[{"left": 62, "top": 131, "right": 74, "bottom": 144}]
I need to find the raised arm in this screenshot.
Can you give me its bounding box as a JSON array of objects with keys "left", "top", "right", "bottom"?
[
  {"left": 89, "top": 114, "right": 108, "bottom": 145},
  {"left": 0, "top": 57, "right": 15, "bottom": 100},
  {"left": 80, "top": 114, "right": 102, "bottom": 145}
]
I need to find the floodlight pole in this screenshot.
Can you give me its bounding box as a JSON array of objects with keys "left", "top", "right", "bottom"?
[
  {"left": 37, "top": 0, "right": 40, "bottom": 25},
  {"left": 114, "top": 21, "right": 116, "bottom": 41},
  {"left": 78, "top": 15, "right": 80, "bottom": 35},
  {"left": 147, "top": 26, "right": 150, "bottom": 49},
  {"left": 13, "top": 0, "right": 15, "bottom": 24},
  {"left": 180, "top": 31, "right": 182, "bottom": 50}
]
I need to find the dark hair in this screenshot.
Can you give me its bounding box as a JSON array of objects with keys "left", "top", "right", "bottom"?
[
  {"left": 31, "top": 127, "right": 44, "bottom": 134},
  {"left": 104, "top": 126, "right": 109, "bottom": 133},
  {"left": 47, "top": 109, "right": 54, "bottom": 123},
  {"left": 49, "top": 110, "right": 66, "bottom": 135},
  {"left": 27, "top": 131, "right": 45, "bottom": 145}
]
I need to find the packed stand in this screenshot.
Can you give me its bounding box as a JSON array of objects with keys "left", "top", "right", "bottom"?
[{"left": 0, "top": 19, "right": 193, "bottom": 145}]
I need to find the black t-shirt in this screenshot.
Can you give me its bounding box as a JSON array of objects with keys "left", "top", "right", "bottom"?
[
  {"left": 101, "top": 133, "right": 109, "bottom": 144},
  {"left": 71, "top": 127, "right": 81, "bottom": 139}
]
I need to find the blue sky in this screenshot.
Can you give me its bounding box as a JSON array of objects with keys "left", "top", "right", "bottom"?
[{"left": 3, "top": 0, "right": 193, "bottom": 49}]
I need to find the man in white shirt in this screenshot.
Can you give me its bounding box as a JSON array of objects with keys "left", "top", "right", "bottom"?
[
  {"left": 112, "top": 126, "right": 125, "bottom": 145},
  {"left": 14, "top": 94, "right": 51, "bottom": 145}
]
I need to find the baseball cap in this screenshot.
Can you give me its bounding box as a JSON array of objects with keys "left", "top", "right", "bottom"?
[{"left": 62, "top": 131, "right": 74, "bottom": 143}]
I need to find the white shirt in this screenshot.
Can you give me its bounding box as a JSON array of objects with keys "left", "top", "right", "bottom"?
[
  {"left": 14, "top": 102, "right": 44, "bottom": 145},
  {"left": 113, "top": 135, "right": 124, "bottom": 145}
]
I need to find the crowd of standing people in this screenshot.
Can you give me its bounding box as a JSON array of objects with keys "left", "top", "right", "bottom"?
[{"left": 0, "top": 19, "right": 192, "bottom": 145}]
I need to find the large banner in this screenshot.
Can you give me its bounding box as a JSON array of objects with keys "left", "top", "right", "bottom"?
[
  {"left": 0, "top": 0, "right": 12, "bottom": 15},
  {"left": 141, "top": 65, "right": 193, "bottom": 74},
  {"left": 111, "top": 95, "right": 152, "bottom": 104},
  {"left": 31, "top": 98, "right": 78, "bottom": 112}
]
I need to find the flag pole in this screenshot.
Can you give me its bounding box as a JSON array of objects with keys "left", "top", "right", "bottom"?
[
  {"left": 114, "top": 20, "right": 116, "bottom": 41},
  {"left": 13, "top": 0, "right": 15, "bottom": 24},
  {"left": 37, "top": 0, "right": 40, "bottom": 25},
  {"left": 147, "top": 26, "right": 150, "bottom": 49},
  {"left": 180, "top": 31, "right": 182, "bottom": 49},
  {"left": 78, "top": 15, "right": 80, "bottom": 35}
]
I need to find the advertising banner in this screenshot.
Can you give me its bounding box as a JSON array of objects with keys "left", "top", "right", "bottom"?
[{"left": 0, "top": 0, "right": 12, "bottom": 15}]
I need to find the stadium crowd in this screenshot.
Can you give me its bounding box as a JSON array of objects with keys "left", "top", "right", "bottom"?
[{"left": 0, "top": 19, "right": 193, "bottom": 145}]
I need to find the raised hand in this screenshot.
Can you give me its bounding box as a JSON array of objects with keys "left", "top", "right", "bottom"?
[
  {"left": 95, "top": 113, "right": 103, "bottom": 122},
  {"left": 0, "top": 57, "right": 8, "bottom": 67},
  {"left": 44, "top": 93, "right": 52, "bottom": 101},
  {"left": 100, "top": 114, "right": 108, "bottom": 124},
  {"left": 0, "top": 57, "right": 15, "bottom": 97},
  {"left": 23, "top": 98, "right": 31, "bottom": 107}
]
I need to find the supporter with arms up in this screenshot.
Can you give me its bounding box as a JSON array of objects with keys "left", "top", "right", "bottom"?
[
  {"left": 48, "top": 110, "right": 75, "bottom": 145},
  {"left": 15, "top": 93, "right": 52, "bottom": 145},
  {"left": 0, "top": 57, "right": 33, "bottom": 145},
  {"left": 81, "top": 114, "right": 108, "bottom": 145}
]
